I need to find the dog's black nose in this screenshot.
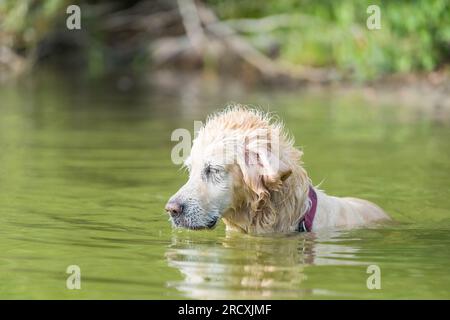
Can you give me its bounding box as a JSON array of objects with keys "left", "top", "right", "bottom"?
[{"left": 165, "top": 199, "right": 184, "bottom": 217}]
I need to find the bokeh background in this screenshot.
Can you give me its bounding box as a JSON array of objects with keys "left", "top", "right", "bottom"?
[{"left": 1, "top": 0, "right": 449, "bottom": 81}]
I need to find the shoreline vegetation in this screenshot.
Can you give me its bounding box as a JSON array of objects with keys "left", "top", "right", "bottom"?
[{"left": 1, "top": 0, "right": 449, "bottom": 111}]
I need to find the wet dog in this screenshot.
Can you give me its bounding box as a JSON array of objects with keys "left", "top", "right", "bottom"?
[{"left": 165, "top": 106, "right": 389, "bottom": 234}]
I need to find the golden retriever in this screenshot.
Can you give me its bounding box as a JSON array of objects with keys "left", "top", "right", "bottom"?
[{"left": 165, "top": 105, "right": 389, "bottom": 234}]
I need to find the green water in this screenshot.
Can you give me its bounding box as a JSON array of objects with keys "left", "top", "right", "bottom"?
[{"left": 0, "top": 73, "right": 449, "bottom": 299}]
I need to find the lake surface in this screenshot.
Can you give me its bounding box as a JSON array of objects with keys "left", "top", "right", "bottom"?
[{"left": 0, "top": 72, "right": 449, "bottom": 299}]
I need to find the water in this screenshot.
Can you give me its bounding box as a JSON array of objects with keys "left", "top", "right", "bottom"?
[{"left": 0, "top": 72, "right": 449, "bottom": 299}]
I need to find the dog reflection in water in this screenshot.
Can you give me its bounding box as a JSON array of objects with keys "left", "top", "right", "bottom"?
[{"left": 165, "top": 230, "right": 361, "bottom": 299}]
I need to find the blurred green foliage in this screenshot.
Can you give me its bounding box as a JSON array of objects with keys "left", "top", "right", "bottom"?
[
  {"left": 0, "top": 0, "right": 68, "bottom": 50},
  {"left": 207, "top": 0, "right": 450, "bottom": 80},
  {"left": 1, "top": 0, "right": 449, "bottom": 81}
]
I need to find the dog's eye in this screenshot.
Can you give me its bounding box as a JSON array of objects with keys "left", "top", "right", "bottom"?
[
  {"left": 203, "top": 165, "right": 222, "bottom": 182},
  {"left": 204, "top": 165, "right": 217, "bottom": 176}
]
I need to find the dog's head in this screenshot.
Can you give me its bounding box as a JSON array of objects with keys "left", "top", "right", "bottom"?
[{"left": 165, "top": 106, "right": 305, "bottom": 231}]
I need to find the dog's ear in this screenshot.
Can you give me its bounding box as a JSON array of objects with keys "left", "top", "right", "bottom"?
[
  {"left": 235, "top": 129, "right": 300, "bottom": 230},
  {"left": 237, "top": 146, "right": 291, "bottom": 228},
  {"left": 257, "top": 149, "right": 292, "bottom": 191},
  {"left": 238, "top": 135, "right": 292, "bottom": 210},
  {"left": 243, "top": 132, "right": 292, "bottom": 191}
]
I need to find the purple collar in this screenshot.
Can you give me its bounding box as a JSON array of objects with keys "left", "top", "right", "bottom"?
[{"left": 298, "top": 186, "right": 318, "bottom": 232}]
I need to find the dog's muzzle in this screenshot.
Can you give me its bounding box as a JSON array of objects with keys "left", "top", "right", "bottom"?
[{"left": 165, "top": 197, "right": 218, "bottom": 230}]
